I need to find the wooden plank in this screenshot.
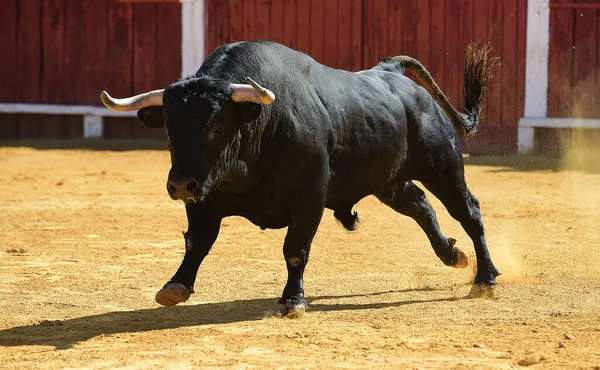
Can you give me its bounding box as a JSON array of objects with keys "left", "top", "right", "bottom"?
[
  {"left": 157, "top": 2, "right": 181, "bottom": 86},
  {"left": 0, "top": 115, "right": 20, "bottom": 140},
  {"left": 350, "top": 0, "right": 362, "bottom": 70},
  {"left": 547, "top": 7, "right": 574, "bottom": 118},
  {"left": 283, "top": 0, "right": 296, "bottom": 49},
  {"left": 362, "top": 0, "right": 373, "bottom": 68},
  {"left": 229, "top": 0, "right": 244, "bottom": 43},
  {"left": 243, "top": 0, "right": 258, "bottom": 42},
  {"left": 104, "top": 117, "right": 132, "bottom": 139},
  {"left": 516, "top": 0, "right": 527, "bottom": 123},
  {"left": 104, "top": 1, "right": 134, "bottom": 140},
  {"left": 337, "top": 0, "right": 352, "bottom": 70},
  {"left": 0, "top": 0, "right": 18, "bottom": 102},
  {"left": 460, "top": 0, "right": 474, "bottom": 45},
  {"left": 63, "top": 0, "right": 85, "bottom": 104},
  {"left": 415, "top": 0, "right": 431, "bottom": 68},
  {"left": 486, "top": 0, "right": 503, "bottom": 127},
  {"left": 0, "top": 0, "right": 19, "bottom": 139},
  {"left": 83, "top": 0, "right": 108, "bottom": 106},
  {"left": 429, "top": 0, "right": 445, "bottom": 89},
  {"left": 17, "top": 0, "right": 41, "bottom": 138},
  {"left": 62, "top": 116, "right": 83, "bottom": 139},
  {"left": 270, "top": 0, "right": 283, "bottom": 44},
  {"left": 204, "top": 0, "right": 216, "bottom": 53},
  {"left": 366, "top": 0, "right": 388, "bottom": 67},
  {"left": 571, "top": 1, "right": 598, "bottom": 118},
  {"left": 545, "top": 5, "right": 575, "bottom": 152},
  {"left": 296, "top": 0, "right": 310, "bottom": 54},
  {"left": 388, "top": 0, "right": 401, "bottom": 57},
  {"left": 107, "top": 1, "right": 133, "bottom": 98},
  {"left": 500, "top": 0, "right": 518, "bottom": 152},
  {"left": 597, "top": 6, "right": 600, "bottom": 118},
  {"left": 459, "top": 0, "right": 474, "bottom": 78},
  {"left": 216, "top": 0, "right": 230, "bottom": 46},
  {"left": 323, "top": 0, "right": 338, "bottom": 67},
  {"left": 63, "top": 0, "right": 85, "bottom": 137},
  {"left": 257, "top": 0, "right": 269, "bottom": 40},
  {"left": 133, "top": 4, "right": 158, "bottom": 94},
  {"left": 40, "top": 0, "right": 65, "bottom": 138},
  {"left": 309, "top": 0, "right": 324, "bottom": 63},
  {"left": 206, "top": 0, "right": 227, "bottom": 54},
  {"left": 444, "top": 0, "right": 461, "bottom": 107},
  {"left": 401, "top": 0, "right": 417, "bottom": 57}
]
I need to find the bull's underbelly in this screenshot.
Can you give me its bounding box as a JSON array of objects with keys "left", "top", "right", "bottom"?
[
  {"left": 325, "top": 149, "right": 408, "bottom": 206},
  {"left": 242, "top": 211, "right": 288, "bottom": 230}
]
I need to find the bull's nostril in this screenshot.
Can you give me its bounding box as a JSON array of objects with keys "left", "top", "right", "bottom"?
[
  {"left": 186, "top": 179, "right": 199, "bottom": 193},
  {"left": 167, "top": 182, "right": 177, "bottom": 196}
]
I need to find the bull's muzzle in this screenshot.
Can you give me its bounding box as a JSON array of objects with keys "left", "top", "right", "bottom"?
[{"left": 166, "top": 176, "right": 200, "bottom": 201}]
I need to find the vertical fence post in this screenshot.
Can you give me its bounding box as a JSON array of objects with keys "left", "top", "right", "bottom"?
[
  {"left": 519, "top": 0, "right": 550, "bottom": 153},
  {"left": 83, "top": 115, "right": 104, "bottom": 138},
  {"left": 181, "top": 0, "right": 205, "bottom": 78}
]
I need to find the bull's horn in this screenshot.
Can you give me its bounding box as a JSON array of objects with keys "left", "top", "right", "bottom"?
[
  {"left": 230, "top": 77, "right": 275, "bottom": 105},
  {"left": 100, "top": 89, "right": 164, "bottom": 112}
]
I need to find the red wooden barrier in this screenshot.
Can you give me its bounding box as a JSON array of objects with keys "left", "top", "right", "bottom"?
[
  {"left": 0, "top": 0, "right": 181, "bottom": 140},
  {"left": 544, "top": 0, "right": 600, "bottom": 152}
]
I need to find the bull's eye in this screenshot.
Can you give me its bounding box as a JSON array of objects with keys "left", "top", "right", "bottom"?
[{"left": 211, "top": 126, "right": 224, "bottom": 140}]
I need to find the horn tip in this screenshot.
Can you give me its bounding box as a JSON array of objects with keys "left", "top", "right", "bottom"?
[
  {"left": 100, "top": 90, "right": 111, "bottom": 104},
  {"left": 261, "top": 92, "right": 275, "bottom": 104},
  {"left": 100, "top": 90, "right": 121, "bottom": 111}
]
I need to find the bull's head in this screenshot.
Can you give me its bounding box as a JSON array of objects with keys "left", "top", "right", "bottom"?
[{"left": 101, "top": 77, "right": 275, "bottom": 202}]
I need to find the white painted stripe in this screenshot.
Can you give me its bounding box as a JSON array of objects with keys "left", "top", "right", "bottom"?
[
  {"left": 181, "top": 0, "right": 205, "bottom": 78},
  {"left": 519, "top": 0, "right": 551, "bottom": 153},
  {"left": 524, "top": 0, "right": 550, "bottom": 118},
  {"left": 0, "top": 103, "right": 137, "bottom": 117},
  {"left": 0, "top": 103, "right": 139, "bottom": 139},
  {"left": 520, "top": 117, "right": 600, "bottom": 129}
]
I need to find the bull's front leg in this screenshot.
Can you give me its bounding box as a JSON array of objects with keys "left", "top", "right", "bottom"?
[
  {"left": 275, "top": 196, "right": 325, "bottom": 318},
  {"left": 155, "top": 202, "right": 222, "bottom": 307}
]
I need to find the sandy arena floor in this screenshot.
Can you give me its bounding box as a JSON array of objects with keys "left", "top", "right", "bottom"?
[{"left": 0, "top": 141, "right": 598, "bottom": 369}]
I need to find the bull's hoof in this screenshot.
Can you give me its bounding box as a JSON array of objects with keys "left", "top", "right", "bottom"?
[
  {"left": 155, "top": 282, "right": 191, "bottom": 307},
  {"left": 452, "top": 246, "right": 469, "bottom": 269},
  {"left": 274, "top": 299, "right": 307, "bottom": 318},
  {"left": 467, "top": 283, "right": 497, "bottom": 299}
]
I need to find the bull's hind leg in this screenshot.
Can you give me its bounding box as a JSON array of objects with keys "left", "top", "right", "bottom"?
[
  {"left": 375, "top": 182, "right": 469, "bottom": 268},
  {"left": 275, "top": 201, "right": 324, "bottom": 318},
  {"left": 422, "top": 178, "right": 501, "bottom": 297}
]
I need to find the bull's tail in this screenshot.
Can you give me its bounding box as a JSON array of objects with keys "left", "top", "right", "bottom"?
[{"left": 391, "top": 43, "right": 497, "bottom": 136}]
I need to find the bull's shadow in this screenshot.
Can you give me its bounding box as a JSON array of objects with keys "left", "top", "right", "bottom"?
[{"left": 0, "top": 288, "right": 454, "bottom": 350}]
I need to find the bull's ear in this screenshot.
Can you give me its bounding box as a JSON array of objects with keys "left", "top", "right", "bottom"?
[{"left": 137, "top": 106, "right": 164, "bottom": 128}]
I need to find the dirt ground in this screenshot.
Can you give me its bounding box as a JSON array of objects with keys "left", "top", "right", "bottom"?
[{"left": 0, "top": 140, "right": 598, "bottom": 369}]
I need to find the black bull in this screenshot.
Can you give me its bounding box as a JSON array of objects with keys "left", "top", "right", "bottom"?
[{"left": 101, "top": 41, "right": 500, "bottom": 317}]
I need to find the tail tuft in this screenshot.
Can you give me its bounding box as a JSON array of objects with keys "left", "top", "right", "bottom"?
[{"left": 462, "top": 43, "right": 499, "bottom": 135}]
